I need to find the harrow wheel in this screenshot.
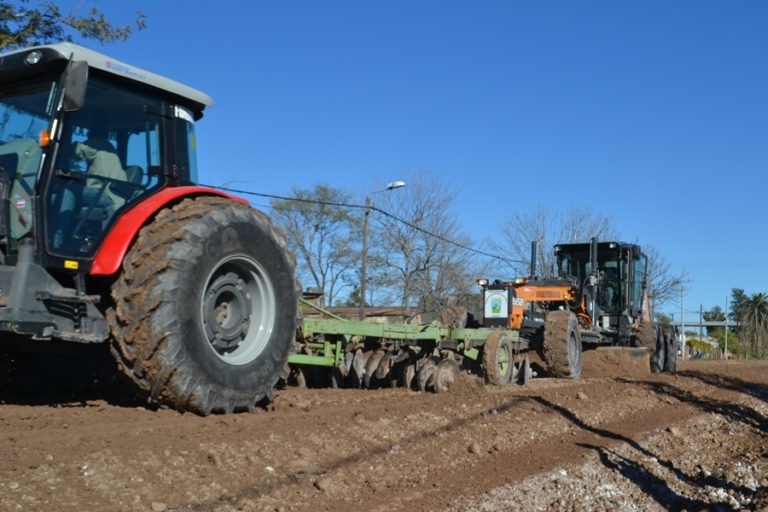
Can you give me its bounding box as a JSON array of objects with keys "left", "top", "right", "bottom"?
[{"left": 482, "top": 331, "right": 514, "bottom": 385}]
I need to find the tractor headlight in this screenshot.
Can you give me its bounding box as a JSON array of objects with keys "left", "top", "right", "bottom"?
[{"left": 25, "top": 50, "right": 43, "bottom": 65}]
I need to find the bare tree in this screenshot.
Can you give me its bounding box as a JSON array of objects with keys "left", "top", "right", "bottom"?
[
  {"left": 368, "top": 171, "right": 481, "bottom": 316},
  {"left": 490, "top": 205, "right": 619, "bottom": 278},
  {"left": 271, "top": 185, "right": 359, "bottom": 306},
  {"left": 491, "top": 205, "right": 685, "bottom": 318},
  {"left": 643, "top": 243, "right": 689, "bottom": 317}
]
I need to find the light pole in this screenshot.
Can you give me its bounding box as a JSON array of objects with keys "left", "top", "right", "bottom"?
[
  {"left": 359, "top": 180, "right": 406, "bottom": 320},
  {"left": 724, "top": 296, "right": 729, "bottom": 359},
  {"left": 680, "top": 280, "right": 685, "bottom": 360}
]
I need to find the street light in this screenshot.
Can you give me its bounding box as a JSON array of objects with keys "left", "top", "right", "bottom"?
[
  {"left": 678, "top": 279, "right": 685, "bottom": 360},
  {"left": 359, "top": 180, "right": 406, "bottom": 320}
]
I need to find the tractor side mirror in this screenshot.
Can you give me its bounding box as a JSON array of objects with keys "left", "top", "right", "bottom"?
[{"left": 62, "top": 60, "right": 88, "bottom": 111}]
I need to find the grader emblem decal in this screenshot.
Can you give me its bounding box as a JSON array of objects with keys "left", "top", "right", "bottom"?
[{"left": 484, "top": 289, "right": 509, "bottom": 318}]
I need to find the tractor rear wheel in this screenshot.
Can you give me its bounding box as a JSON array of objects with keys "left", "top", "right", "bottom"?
[
  {"left": 107, "top": 196, "right": 300, "bottom": 415},
  {"left": 542, "top": 310, "right": 582, "bottom": 378}
]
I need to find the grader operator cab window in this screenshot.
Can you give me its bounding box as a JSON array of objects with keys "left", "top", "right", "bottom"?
[
  {"left": 632, "top": 251, "right": 647, "bottom": 311},
  {"left": 557, "top": 244, "right": 623, "bottom": 314}
]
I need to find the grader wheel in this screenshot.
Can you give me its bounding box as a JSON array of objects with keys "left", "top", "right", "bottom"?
[
  {"left": 482, "top": 331, "right": 515, "bottom": 385},
  {"left": 635, "top": 321, "right": 677, "bottom": 374},
  {"left": 542, "top": 310, "right": 582, "bottom": 378},
  {"left": 635, "top": 321, "right": 657, "bottom": 350},
  {"left": 651, "top": 324, "right": 678, "bottom": 374}
]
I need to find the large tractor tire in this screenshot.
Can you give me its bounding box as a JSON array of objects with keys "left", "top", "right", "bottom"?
[
  {"left": 542, "top": 310, "right": 582, "bottom": 378},
  {"left": 107, "top": 196, "right": 301, "bottom": 415}
]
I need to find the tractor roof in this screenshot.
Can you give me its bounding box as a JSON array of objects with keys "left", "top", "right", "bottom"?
[{"left": 0, "top": 42, "right": 213, "bottom": 111}]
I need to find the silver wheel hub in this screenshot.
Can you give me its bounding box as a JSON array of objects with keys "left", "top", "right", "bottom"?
[{"left": 200, "top": 255, "right": 276, "bottom": 366}]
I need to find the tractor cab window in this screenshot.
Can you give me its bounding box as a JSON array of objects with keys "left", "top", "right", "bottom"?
[
  {"left": 46, "top": 76, "right": 165, "bottom": 257},
  {"left": 184, "top": 118, "right": 198, "bottom": 184},
  {"left": 0, "top": 79, "right": 57, "bottom": 251}
]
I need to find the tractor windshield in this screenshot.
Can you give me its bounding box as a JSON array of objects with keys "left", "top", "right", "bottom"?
[
  {"left": 0, "top": 79, "right": 58, "bottom": 245},
  {"left": 46, "top": 75, "right": 166, "bottom": 257}
]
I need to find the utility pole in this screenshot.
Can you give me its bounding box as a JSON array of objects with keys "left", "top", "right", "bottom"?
[
  {"left": 359, "top": 196, "right": 371, "bottom": 320},
  {"left": 680, "top": 281, "right": 685, "bottom": 360},
  {"left": 699, "top": 304, "right": 704, "bottom": 346},
  {"left": 724, "top": 296, "right": 729, "bottom": 359},
  {"left": 358, "top": 181, "right": 406, "bottom": 320}
]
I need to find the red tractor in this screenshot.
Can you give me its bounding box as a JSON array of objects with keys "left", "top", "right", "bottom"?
[{"left": 0, "top": 43, "right": 300, "bottom": 414}]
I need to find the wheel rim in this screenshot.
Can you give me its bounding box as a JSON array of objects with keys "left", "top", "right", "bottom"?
[
  {"left": 497, "top": 339, "right": 511, "bottom": 379},
  {"left": 201, "top": 255, "right": 276, "bottom": 366}
]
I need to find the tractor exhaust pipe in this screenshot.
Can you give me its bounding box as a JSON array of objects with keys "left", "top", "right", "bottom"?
[{"left": 530, "top": 240, "right": 537, "bottom": 278}]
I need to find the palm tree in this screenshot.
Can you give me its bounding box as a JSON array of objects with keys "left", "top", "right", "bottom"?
[{"left": 741, "top": 292, "right": 768, "bottom": 358}]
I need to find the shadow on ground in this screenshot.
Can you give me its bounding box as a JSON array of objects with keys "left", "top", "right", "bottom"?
[{"left": 0, "top": 343, "right": 144, "bottom": 409}]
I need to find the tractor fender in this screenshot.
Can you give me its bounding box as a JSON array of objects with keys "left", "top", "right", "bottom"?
[{"left": 90, "top": 186, "right": 248, "bottom": 276}]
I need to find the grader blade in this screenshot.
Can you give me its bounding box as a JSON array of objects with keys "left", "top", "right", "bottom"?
[{"left": 581, "top": 347, "right": 652, "bottom": 379}]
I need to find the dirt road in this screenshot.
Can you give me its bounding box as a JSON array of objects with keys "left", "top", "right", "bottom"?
[{"left": 1, "top": 354, "right": 767, "bottom": 512}]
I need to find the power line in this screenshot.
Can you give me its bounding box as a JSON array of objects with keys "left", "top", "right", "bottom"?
[{"left": 203, "top": 184, "right": 525, "bottom": 266}]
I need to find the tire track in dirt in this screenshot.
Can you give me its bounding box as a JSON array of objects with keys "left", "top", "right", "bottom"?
[{"left": 0, "top": 360, "right": 766, "bottom": 512}]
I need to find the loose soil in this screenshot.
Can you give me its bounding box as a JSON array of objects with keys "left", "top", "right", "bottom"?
[{"left": 1, "top": 348, "right": 767, "bottom": 512}]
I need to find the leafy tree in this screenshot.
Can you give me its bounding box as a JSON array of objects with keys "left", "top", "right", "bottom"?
[
  {"left": 703, "top": 305, "right": 726, "bottom": 336},
  {"left": 0, "top": 1, "right": 145, "bottom": 51},
  {"left": 655, "top": 312, "right": 672, "bottom": 325},
  {"left": 729, "top": 288, "right": 748, "bottom": 326},
  {"left": 271, "top": 185, "right": 359, "bottom": 306},
  {"left": 740, "top": 292, "right": 768, "bottom": 358}
]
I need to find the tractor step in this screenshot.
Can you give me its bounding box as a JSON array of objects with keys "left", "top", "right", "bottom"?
[{"left": 36, "top": 289, "right": 101, "bottom": 304}]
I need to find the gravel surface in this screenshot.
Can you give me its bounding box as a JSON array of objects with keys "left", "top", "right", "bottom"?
[{"left": 0, "top": 351, "right": 766, "bottom": 512}]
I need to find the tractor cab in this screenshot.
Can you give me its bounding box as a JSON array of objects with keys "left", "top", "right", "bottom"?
[{"left": 0, "top": 43, "right": 212, "bottom": 270}]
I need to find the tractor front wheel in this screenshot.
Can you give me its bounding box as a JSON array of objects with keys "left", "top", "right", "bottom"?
[{"left": 107, "top": 196, "right": 300, "bottom": 415}]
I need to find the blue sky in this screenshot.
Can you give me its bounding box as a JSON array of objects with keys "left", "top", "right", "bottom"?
[{"left": 59, "top": 0, "right": 767, "bottom": 321}]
